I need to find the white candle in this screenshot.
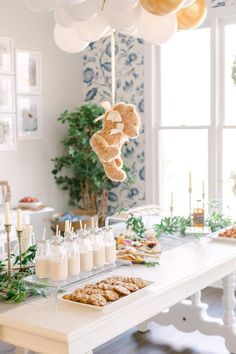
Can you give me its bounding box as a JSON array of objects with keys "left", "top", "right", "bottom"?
[
  {"left": 170, "top": 192, "right": 173, "bottom": 208},
  {"left": 202, "top": 180, "right": 205, "bottom": 194},
  {"left": 16, "top": 209, "right": 23, "bottom": 231},
  {"left": 4, "top": 201, "right": 10, "bottom": 225},
  {"left": 189, "top": 171, "right": 192, "bottom": 189}
]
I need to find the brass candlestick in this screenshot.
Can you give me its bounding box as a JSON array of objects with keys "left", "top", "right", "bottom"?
[
  {"left": 4, "top": 224, "right": 11, "bottom": 277},
  {"left": 16, "top": 230, "right": 23, "bottom": 271},
  {"left": 188, "top": 187, "right": 192, "bottom": 225},
  {"left": 202, "top": 193, "right": 205, "bottom": 209}
]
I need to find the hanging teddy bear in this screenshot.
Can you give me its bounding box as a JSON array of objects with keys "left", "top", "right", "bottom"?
[{"left": 90, "top": 102, "right": 141, "bottom": 182}]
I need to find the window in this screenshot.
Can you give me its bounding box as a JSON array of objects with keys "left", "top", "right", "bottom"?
[{"left": 153, "top": 19, "right": 236, "bottom": 217}]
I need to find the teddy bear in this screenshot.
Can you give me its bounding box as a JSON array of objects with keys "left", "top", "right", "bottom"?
[{"left": 90, "top": 102, "right": 141, "bottom": 182}]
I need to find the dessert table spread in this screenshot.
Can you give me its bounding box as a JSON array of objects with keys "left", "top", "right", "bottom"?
[{"left": 1, "top": 237, "right": 236, "bottom": 354}]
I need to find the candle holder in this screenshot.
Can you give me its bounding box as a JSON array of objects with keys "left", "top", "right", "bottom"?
[
  {"left": 202, "top": 193, "right": 205, "bottom": 209},
  {"left": 4, "top": 224, "right": 12, "bottom": 277},
  {"left": 188, "top": 187, "right": 192, "bottom": 225},
  {"left": 16, "top": 230, "right": 23, "bottom": 271}
]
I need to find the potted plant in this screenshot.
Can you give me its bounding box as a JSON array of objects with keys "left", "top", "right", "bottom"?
[{"left": 52, "top": 103, "right": 113, "bottom": 225}]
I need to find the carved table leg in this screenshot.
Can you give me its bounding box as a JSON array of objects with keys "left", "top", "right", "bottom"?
[{"left": 222, "top": 273, "right": 235, "bottom": 326}]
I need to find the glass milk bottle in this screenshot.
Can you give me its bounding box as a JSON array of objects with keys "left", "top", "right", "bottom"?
[
  {"left": 103, "top": 227, "right": 116, "bottom": 264},
  {"left": 92, "top": 230, "right": 106, "bottom": 269},
  {"left": 50, "top": 237, "right": 68, "bottom": 282},
  {"left": 79, "top": 234, "right": 93, "bottom": 273},
  {"left": 67, "top": 238, "right": 80, "bottom": 278},
  {"left": 35, "top": 240, "right": 51, "bottom": 279}
]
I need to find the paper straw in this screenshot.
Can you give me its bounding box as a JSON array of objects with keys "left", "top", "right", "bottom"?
[
  {"left": 56, "top": 224, "right": 59, "bottom": 236},
  {"left": 79, "top": 220, "right": 82, "bottom": 229},
  {"left": 42, "top": 227, "right": 46, "bottom": 241}
]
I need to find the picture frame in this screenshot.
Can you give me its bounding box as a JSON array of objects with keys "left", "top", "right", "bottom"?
[
  {"left": 0, "top": 115, "right": 17, "bottom": 151},
  {"left": 15, "top": 50, "right": 41, "bottom": 95},
  {"left": 0, "top": 36, "right": 14, "bottom": 74},
  {"left": 17, "top": 95, "right": 43, "bottom": 140},
  {"left": 0, "top": 75, "right": 15, "bottom": 113}
]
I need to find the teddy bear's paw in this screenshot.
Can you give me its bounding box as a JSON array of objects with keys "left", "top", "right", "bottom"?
[
  {"left": 105, "top": 168, "right": 127, "bottom": 182},
  {"left": 103, "top": 146, "right": 120, "bottom": 162}
]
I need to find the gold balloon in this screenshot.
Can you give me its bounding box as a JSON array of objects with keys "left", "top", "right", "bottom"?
[
  {"left": 176, "top": 0, "right": 207, "bottom": 30},
  {"left": 140, "top": 0, "right": 186, "bottom": 16}
]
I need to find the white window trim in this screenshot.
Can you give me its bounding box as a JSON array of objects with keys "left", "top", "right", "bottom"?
[{"left": 144, "top": 10, "right": 236, "bottom": 209}]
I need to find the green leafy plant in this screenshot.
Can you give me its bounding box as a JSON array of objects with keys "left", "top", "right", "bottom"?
[
  {"left": 143, "top": 260, "right": 160, "bottom": 267},
  {"left": 0, "top": 244, "right": 40, "bottom": 304},
  {"left": 153, "top": 216, "right": 191, "bottom": 238},
  {"left": 14, "top": 244, "right": 37, "bottom": 267},
  {"left": 126, "top": 214, "right": 147, "bottom": 239},
  {"left": 205, "top": 200, "right": 234, "bottom": 232},
  {"left": 52, "top": 103, "right": 113, "bottom": 220}
]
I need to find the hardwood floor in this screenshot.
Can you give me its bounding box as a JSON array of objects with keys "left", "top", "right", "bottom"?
[{"left": 0, "top": 288, "right": 232, "bottom": 354}]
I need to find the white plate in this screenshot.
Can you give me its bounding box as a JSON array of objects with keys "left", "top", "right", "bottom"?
[
  {"left": 18, "top": 201, "right": 42, "bottom": 208},
  {"left": 59, "top": 277, "right": 154, "bottom": 311},
  {"left": 210, "top": 234, "right": 236, "bottom": 243}
]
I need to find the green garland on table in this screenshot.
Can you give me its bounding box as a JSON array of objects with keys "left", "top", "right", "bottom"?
[{"left": 0, "top": 245, "right": 41, "bottom": 304}]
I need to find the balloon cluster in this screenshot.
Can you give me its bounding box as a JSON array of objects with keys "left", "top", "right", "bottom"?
[{"left": 24, "top": 0, "right": 207, "bottom": 53}]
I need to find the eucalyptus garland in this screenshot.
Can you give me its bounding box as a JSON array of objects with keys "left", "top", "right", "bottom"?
[{"left": 0, "top": 245, "right": 40, "bottom": 304}]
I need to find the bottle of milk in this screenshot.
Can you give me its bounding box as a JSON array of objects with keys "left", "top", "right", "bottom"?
[
  {"left": 103, "top": 227, "right": 116, "bottom": 264},
  {"left": 35, "top": 239, "right": 51, "bottom": 279},
  {"left": 79, "top": 234, "right": 93, "bottom": 273},
  {"left": 49, "top": 237, "right": 68, "bottom": 282},
  {"left": 67, "top": 238, "right": 80, "bottom": 278},
  {"left": 92, "top": 230, "right": 106, "bottom": 269}
]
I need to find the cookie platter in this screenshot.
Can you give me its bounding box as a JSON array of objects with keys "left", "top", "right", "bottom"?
[
  {"left": 210, "top": 227, "right": 236, "bottom": 243},
  {"left": 59, "top": 275, "right": 153, "bottom": 311}
]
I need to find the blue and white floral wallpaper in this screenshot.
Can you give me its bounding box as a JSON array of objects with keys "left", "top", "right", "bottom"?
[{"left": 83, "top": 33, "right": 145, "bottom": 215}]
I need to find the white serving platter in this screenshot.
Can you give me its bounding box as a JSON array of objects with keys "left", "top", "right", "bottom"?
[{"left": 59, "top": 277, "right": 154, "bottom": 311}]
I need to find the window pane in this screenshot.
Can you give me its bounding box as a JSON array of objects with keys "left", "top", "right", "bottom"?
[
  {"left": 224, "top": 24, "right": 236, "bottom": 125},
  {"left": 159, "top": 129, "right": 208, "bottom": 216},
  {"left": 161, "top": 28, "right": 210, "bottom": 127},
  {"left": 222, "top": 129, "right": 236, "bottom": 217}
]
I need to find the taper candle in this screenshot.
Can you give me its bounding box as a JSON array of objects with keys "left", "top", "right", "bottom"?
[
  {"left": 170, "top": 191, "right": 173, "bottom": 208},
  {"left": 16, "top": 209, "right": 23, "bottom": 231},
  {"left": 4, "top": 201, "right": 10, "bottom": 225},
  {"left": 189, "top": 171, "right": 192, "bottom": 189},
  {"left": 202, "top": 180, "right": 205, "bottom": 194}
]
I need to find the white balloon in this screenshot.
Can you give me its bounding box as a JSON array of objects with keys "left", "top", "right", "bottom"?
[
  {"left": 119, "top": 26, "right": 139, "bottom": 36},
  {"left": 103, "top": 2, "right": 141, "bottom": 31},
  {"left": 24, "top": 0, "right": 55, "bottom": 13},
  {"left": 113, "top": 0, "right": 139, "bottom": 11},
  {"left": 137, "top": 7, "right": 177, "bottom": 45},
  {"left": 65, "top": 0, "right": 103, "bottom": 21},
  {"left": 54, "top": 24, "right": 89, "bottom": 53},
  {"left": 182, "top": 0, "right": 195, "bottom": 7},
  {"left": 54, "top": 4, "right": 74, "bottom": 27},
  {"left": 75, "top": 14, "right": 109, "bottom": 42},
  {"left": 57, "top": 0, "right": 85, "bottom": 4}
]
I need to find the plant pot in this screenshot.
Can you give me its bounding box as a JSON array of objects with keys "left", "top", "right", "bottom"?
[{"left": 51, "top": 209, "right": 98, "bottom": 233}]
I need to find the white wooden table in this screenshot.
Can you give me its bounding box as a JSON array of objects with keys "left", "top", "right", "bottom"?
[{"left": 1, "top": 237, "right": 236, "bottom": 354}]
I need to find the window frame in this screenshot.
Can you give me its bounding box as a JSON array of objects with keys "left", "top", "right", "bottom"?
[{"left": 144, "top": 13, "right": 236, "bottom": 212}]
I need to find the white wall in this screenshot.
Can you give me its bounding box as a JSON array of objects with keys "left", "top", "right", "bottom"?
[{"left": 0, "top": 0, "right": 83, "bottom": 233}]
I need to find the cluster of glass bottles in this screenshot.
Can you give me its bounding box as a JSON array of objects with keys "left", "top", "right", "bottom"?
[{"left": 35, "top": 227, "right": 116, "bottom": 282}]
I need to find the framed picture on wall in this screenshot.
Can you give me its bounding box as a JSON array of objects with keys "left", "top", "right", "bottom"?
[
  {"left": 0, "top": 115, "right": 17, "bottom": 151},
  {"left": 0, "top": 36, "right": 14, "bottom": 74},
  {"left": 17, "top": 95, "right": 43, "bottom": 140},
  {"left": 0, "top": 75, "right": 15, "bottom": 113},
  {"left": 15, "top": 50, "right": 41, "bottom": 94}
]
